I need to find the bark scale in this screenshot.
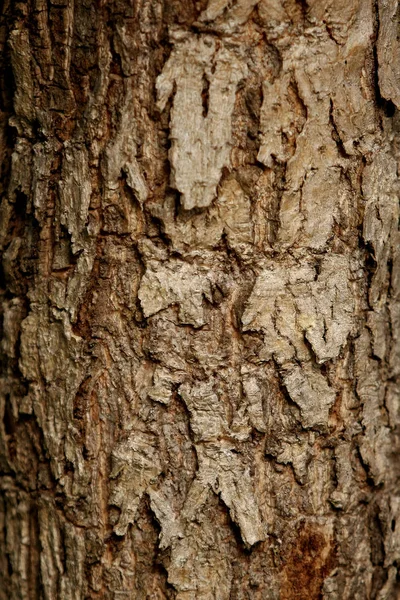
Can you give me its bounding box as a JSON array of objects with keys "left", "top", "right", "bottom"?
[{"left": 0, "top": 0, "right": 399, "bottom": 598}]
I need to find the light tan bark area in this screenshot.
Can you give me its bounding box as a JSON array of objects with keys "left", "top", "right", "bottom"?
[{"left": 0, "top": 0, "right": 400, "bottom": 598}]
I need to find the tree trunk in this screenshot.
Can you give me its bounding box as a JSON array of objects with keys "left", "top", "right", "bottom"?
[{"left": 0, "top": 0, "right": 399, "bottom": 598}]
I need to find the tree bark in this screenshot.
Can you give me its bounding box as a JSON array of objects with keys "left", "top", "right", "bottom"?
[{"left": 0, "top": 0, "right": 399, "bottom": 598}]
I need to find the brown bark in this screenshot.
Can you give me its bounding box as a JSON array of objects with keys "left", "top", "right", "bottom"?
[{"left": 0, "top": 0, "right": 399, "bottom": 598}]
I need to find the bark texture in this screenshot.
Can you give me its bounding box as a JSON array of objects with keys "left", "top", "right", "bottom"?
[{"left": 0, "top": 0, "right": 400, "bottom": 598}]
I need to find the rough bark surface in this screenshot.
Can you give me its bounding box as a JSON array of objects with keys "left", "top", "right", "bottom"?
[{"left": 0, "top": 0, "right": 400, "bottom": 598}]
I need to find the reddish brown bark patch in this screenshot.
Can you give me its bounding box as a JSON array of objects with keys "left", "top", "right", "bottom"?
[{"left": 280, "top": 520, "right": 336, "bottom": 600}]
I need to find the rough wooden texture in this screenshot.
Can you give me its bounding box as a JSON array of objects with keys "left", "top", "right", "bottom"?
[{"left": 0, "top": 0, "right": 400, "bottom": 598}]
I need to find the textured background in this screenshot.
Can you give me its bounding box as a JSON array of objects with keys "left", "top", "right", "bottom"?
[{"left": 0, "top": 0, "right": 400, "bottom": 598}]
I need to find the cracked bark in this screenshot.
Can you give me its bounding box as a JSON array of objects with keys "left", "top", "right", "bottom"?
[{"left": 0, "top": 0, "right": 400, "bottom": 598}]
